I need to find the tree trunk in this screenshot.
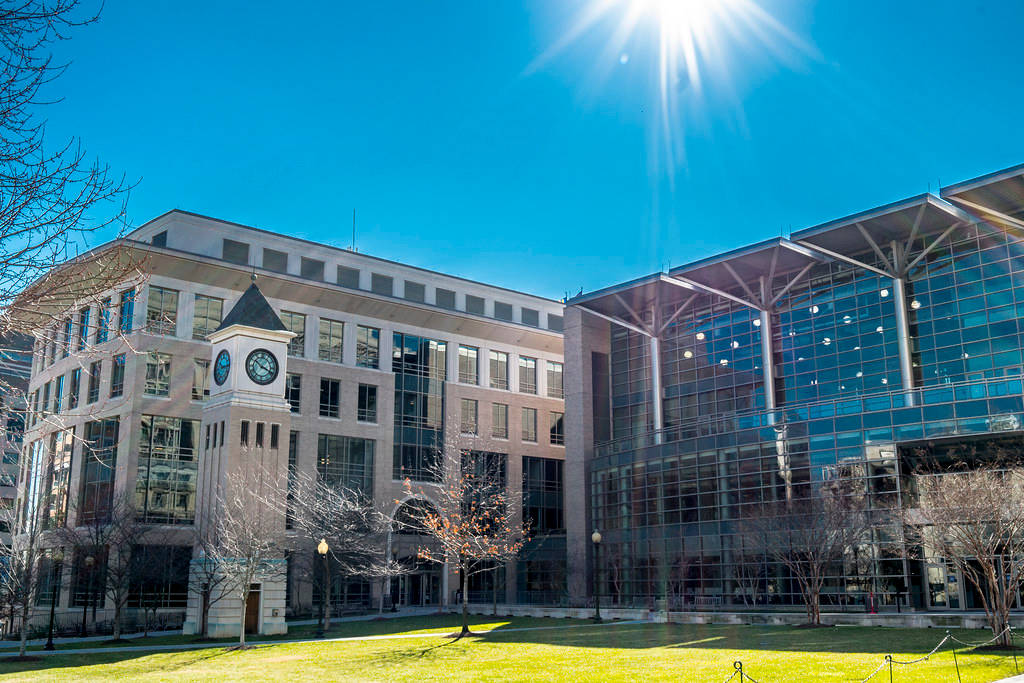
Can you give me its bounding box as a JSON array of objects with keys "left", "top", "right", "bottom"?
[
  {"left": 113, "top": 602, "right": 122, "bottom": 641},
  {"left": 379, "top": 578, "right": 386, "bottom": 615},
  {"left": 239, "top": 592, "right": 247, "bottom": 648},
  {"left": 460, "top": 566, "right": 469, "bottom": 636},
  {"left": 17, "top": 598, "right": 28, "bottom": 657},
  {"left": 492, "top": 573, "right": 498, "bottom": 617}
]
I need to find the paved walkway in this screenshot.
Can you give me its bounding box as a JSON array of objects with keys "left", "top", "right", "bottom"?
[{"left": 0, "top": 618, "right": 641, "bottom": 658}]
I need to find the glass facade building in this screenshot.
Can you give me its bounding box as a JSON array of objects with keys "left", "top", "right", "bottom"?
[{"left": 567, "top": 168, "right": 1024, "bottom": 612}]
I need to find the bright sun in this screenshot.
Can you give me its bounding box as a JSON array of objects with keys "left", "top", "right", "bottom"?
[{"left": 529, "top": 0, "right": 810, "bottom": 172}]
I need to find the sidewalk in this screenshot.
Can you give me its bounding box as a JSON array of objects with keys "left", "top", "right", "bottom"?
[{"left": 0, "top": 618, "right": 640, "bottom": 658}]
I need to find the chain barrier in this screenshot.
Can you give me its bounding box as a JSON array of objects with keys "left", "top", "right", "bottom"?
[{"left": 718, "top": 625, "right": 1021, "bottom": 683}]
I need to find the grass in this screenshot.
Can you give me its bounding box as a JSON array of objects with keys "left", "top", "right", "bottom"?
[{"left": 0, "top": 614, "right": 1021, "bottom": 681}]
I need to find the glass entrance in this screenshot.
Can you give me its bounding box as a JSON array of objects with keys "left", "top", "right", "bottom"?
[{"left": 391, "top": 571, "right": 440, "bottom": 606}]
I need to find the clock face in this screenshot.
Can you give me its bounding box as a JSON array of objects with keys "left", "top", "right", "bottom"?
[
  {"left": 245, "top": 348, "right": 279, "bottom": 385},
  {"left": 213, "top": 349, "right": 231, "bottom": 386}
]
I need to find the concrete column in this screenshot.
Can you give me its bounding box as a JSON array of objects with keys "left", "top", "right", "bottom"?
[
  {"left": 892, "top": 277, "right": 916, "bottom": 404},
  {"left": 759, "top": 309, "right": 776, "bottom": 423},
  {"left": 650, "top": 336, "right": 663, "bottom": 444}
]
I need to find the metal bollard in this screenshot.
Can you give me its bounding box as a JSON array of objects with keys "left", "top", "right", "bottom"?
[
  {"left": 885, "top": 654, "right": 892, "bottom": 683},
  {"left": 733, "top": 660, "right": 743, "bottom": 680}
]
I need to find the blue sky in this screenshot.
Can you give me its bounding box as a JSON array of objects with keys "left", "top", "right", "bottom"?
[{"left": 44, "top": 1, "right": 1024, "bottom": 300}]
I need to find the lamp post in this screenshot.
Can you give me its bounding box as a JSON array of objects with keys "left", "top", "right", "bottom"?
[
  {"left": 317, "top": 539, "right": 329, "bottom": 637},
  {"left": 80, "top": 554, "right": 94, "bottom": 637},
  {"left": 592, "top": 530, "right": 602, "bottom": 623},
  {"left": 43, "top": 551, "right": 63, "bottom": 651}
]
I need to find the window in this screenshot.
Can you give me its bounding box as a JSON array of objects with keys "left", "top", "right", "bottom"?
[
  {"left": 97, "top": 297, "right": 111, "bottom": 343},
  {"left": 192, "top": 359, "right": 210, "bottom": 400},
  {"left": 300, "top": 256, "right": 324, "bottom": 280},
  {"left": 256, "top": 422, "right": 265, "bottom": 448},
  {"left": 357, "top": 384, "right": 377, "bottom": 422},
  {"left": 146, "top": 285, "right": 179, "bottom": 336},
  {"left": 87, "top": 361, "right": 100, "bottom": 403},
  {"left": 240, "top": 420, "right": 249, "bottom": 446},
  {"left": 547, "top": 361, "right": 564, "bottom": 399},
  {"left": 151, "top": 230, "right": 167, "bottom": 247},
  {"left": 466, "top": 294, "right": 485, "bottom": 315},
  {"left": 519, "top": 356, "right": 537, "bottom": 394},
  {"left": 404, "top": 281, "right": 425, "bottom": 303},
  {"left": 270, "top": 424, "right": 280, "bottom": 449},
  {"left": 337, "top": 265, "right": 360, "bottom": 288},
  {"left": 118, "top": 288, "right": 135, "bottom": 333},
  {"left": 80, "top": 418, "right": 119, "bottom": 523},
  {"left": 318, "top": 318, "right": 344, "bottom": 363},
  {"left": 61, "top": 318, "right": 72, "bottom": 357},
  {"left": 392, "top": 331, "right": 447, "bottom": 482},
  {"left": 281, "top": 311, "right": 305, "bottom": 357},
  {"left": 492, "top": 403, "right": 508, "bottom": 439},
  {"left": 319, "top": 378, "right": 340, "bottom": 417},
  {"left": 192, "top": 294, "right": 223, "bottom": 340},
  {"left": 356, "top": 325, "right": 379, "bottom": 368},
  {"left": 41, "top": 381, "right": 50, "bottom": 414},
  {"left": 458, "top": 345, "right": 478, "bottom": 384},
  {"left": 460, "top": 398, "right": 478, "bottom": 435},
  {"left": 522, "top": 407, "right": 537, "bottom": 442},
  {"left": 286, "top": 431, "right": 298, "bottom": 528},
  {"left": 53, "top": 374, "right": 64, "bottom": 412},
  {"left": 263, "top": 248, "right": 288, "bottom": 273},
  {"left": 494, "top": 301, "right": 514, "bottom": 321},
  {"left": 522, "top": 308, "right": 539, "bottom": 327},
  {"left": 136, "top": 416, "right": 199, "bottom": 524},
  {"left": 285, "top": 373, "right": 301, "bottom": 413},
  {"left": 68, "top": 368, "right": 81, "bottom": 409},
  {"left": 77, "top": 307, "right": 90, "bottom": 350},
  {"left": 547, "top": 314, "right": 564, "bottom": 332},
  {"left": 371, "top": 273, "right": 393, "bottom": 296},
  {"left": 489, "top": 351, "right": 508, "bottom": 390},
  {"left": 317, "top": 434, "right": 374, "bottom": 493},
  {"left": 436, "top": 288, "right": 456, "bottom": 310},
  {"left": 145, "top": 352, "right": 171, "bottom": 397},
  {"left": 222, "top": 238, "right": 250, "bottom": 265},
  {"left": 550, "top": 411, "right": 564, "bottom": 445}
]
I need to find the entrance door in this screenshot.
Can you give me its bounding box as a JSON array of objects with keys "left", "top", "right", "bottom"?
[{"left": 245, "top": 585, "right": 261, "bottom": 633}]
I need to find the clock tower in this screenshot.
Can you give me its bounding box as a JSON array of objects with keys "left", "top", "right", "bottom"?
[{"left": 184, "top": 275, "right": 295, "bottom": 637}]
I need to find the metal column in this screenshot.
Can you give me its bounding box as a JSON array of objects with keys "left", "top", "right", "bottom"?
[
  {"left": 892, "top": 276, "right": 916, "bottom": 404},
  {"left": 759, "top": 309, "right": 776, "bottom": 423},
  {"left": 650, "top": 336, "right": 663, "bottom": 444}
]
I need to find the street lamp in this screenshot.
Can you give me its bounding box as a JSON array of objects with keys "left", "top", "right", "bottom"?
[
  {"left": 592, "top": 530, "right": 602, "bottom": 623},
  {"left": 80, "top": 555, "right": 94, "bottom": 637},
  {"left": 317, "top": 539, "right": 329, "bottom": 637},
  {"left": 43, "top": 551, "right": 63, "bottom": 651}
]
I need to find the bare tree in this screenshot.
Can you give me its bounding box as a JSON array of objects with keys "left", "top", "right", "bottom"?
[
  {"left": 186, "top": 524, "right": 232, "bottom": 639},
  {"left": 286, "top": 470, "right": 387, "bottom": 632},
  {"left": 0, "top": 499, "right": 46, "bottom": 656},
  {"left": 908, "top": 465, "right": 1024, "bottom": 646},
  {"left": 401, "top": 448, "right": 528, "bottom": 638},
  {"left": 58, "top": 494, "right": 145, "bottom": 641},
  {"left": 739, "top": 493, "right": 871, "bottom": 626},
  {"left": 206, "top": 464, "right": 287, "bottom": 649}
]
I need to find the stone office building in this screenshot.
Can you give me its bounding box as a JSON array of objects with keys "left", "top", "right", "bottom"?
[
  {"left": 18, "top": 210, "right": 567, "bottom": 634},
  {"left": 564, "top": 163, "right": 1024, "bottom": 614}
]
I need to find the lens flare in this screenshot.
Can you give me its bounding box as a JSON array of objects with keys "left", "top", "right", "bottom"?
[{"left": 528, "top": 0, "right": 812, "bottom": 173}]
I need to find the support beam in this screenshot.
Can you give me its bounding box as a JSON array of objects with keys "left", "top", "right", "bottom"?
[
  {"left": 892, "top": 276, "right": 916, "bottom": 405},
  {"left": 904, "top": 222, "right": 962, "bottom": 273},
  {"left": 661, "top": 275, "right": 762, "bottom": 311},
  {"left": 794, "top": 241, "right": 891, "bottom": 277},
  {"left": 759, "top": 309, "right": 776, "bottom": 423},
  {"left": 650, "top": 336, "right": 663, "bottom": 444},
  {"left": 856, "top": 223, "right": 895, "bottom": 273},
  {"left": 577, "top": 306, "right": 650, "bottom": 338}
]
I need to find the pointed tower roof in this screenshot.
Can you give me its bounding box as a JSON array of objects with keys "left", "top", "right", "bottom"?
[{"left": 215, "top": 277, "right": 287, "bottom": 333}]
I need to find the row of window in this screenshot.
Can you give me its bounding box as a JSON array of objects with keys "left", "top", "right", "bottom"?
[
  {"left": 457, "top": 345, "right": 564, "bottom": 398},
  {"left": 34, "top": 289, "right": 135, "bottom": 373},
  {"left": 214, "top": 236, "right": 563, "bottom": 331},
  {"left": 29, "top": 356, "right": 126, "bottom": 424},
  {"left": 459, "top": 399, "right": 564, "bottom": 445}
]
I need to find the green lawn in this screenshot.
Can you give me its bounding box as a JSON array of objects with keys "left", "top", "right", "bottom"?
[{"left": 0, "top": 615, "right": 1020, "bottom": 682}]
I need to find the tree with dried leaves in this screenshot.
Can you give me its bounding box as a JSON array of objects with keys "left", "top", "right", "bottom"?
[
  {"left": 739, "top": 492, "right": 871, "bottom": 626},
  {"left": 401, "top": 448, "right": 528, "bottom": 638},
  {"left": 908, "top": 465, "right": 1024, "bottom": 646},
  {"left": 205, "top": 464, "right": 287, "bottom": 648}
]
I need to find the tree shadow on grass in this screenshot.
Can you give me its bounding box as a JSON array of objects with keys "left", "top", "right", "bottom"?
[{"left": 0, "top": 643, "right": 235, "bottom": 676}]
